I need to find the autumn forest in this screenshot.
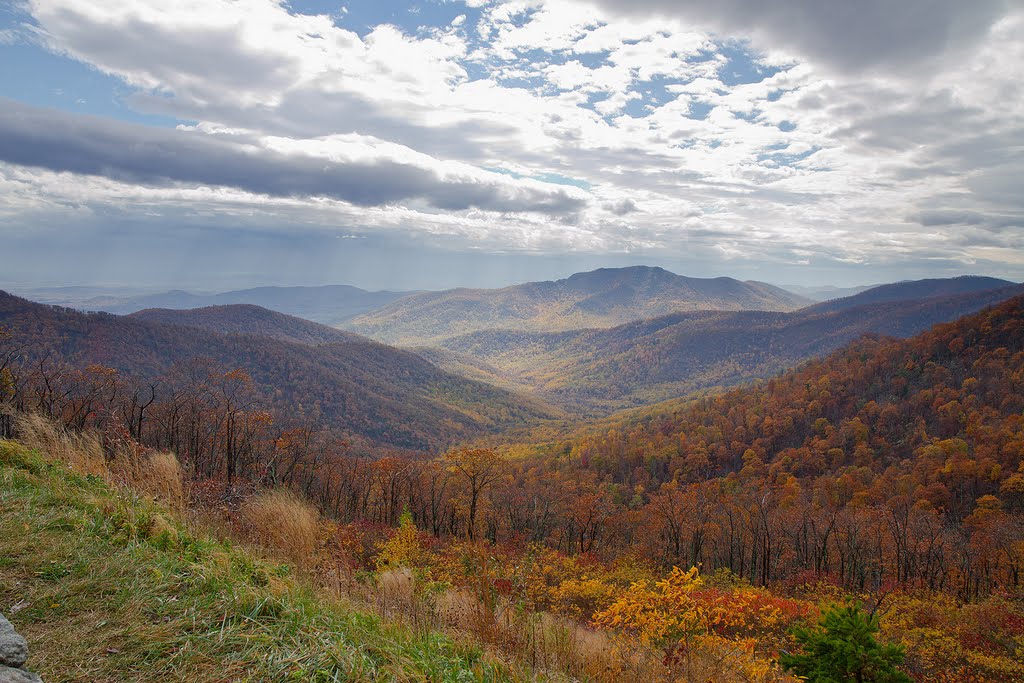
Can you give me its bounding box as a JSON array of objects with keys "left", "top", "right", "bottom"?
[{"left": 1, "top": 272, "right": 1023, "bottom": 682}]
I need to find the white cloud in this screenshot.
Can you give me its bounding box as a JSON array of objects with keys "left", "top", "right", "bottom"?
[
  {"left": 0, "top": 0, "right": 1020, "bottom": 284},
  {"left": 587, "top": 0, "right": 1012, "bottom": 76}
]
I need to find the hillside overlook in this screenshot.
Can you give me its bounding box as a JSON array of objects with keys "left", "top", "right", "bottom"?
[
  {"left": 0, "top": 292, "right": 559, "bottom": 452},
  {"left": 0, "top": 440, "right": 523, "bottom": 682},
  {"left": 437, "top": 280, "right": 1024, "bottom": 413},
  {"left": 346, "top": 266, "right": 812, "bottom": 345}
]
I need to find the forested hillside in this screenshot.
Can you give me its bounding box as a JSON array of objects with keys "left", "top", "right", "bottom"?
[
  {"left": 438, "top": 282, "right": 1024, "bottom": 413},
  {"left": 506, "top": 294, "right": 1024, "bottom": 596},
  {"left": 0, "top": 291, "right": 559, "bottom": 453}
]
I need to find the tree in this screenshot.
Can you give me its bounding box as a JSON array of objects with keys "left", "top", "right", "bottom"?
[
  {"left": 594, "top": 565, "right": 709, "bottom": 677},
  {"left": 779, "top": 604, "right": 911, "bottom": 683},
  {"left": 376, "top": 508, "right": 424, "bottom": 569},
  {"left": 445, "top": 447, "right": 506, "bottom": 541}
]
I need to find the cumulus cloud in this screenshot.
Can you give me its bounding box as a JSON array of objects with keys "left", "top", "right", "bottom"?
[
  {"left": 0, "top": 99, "right": 587, "bottom": 214},
  {"left": 586, "top": 0, "right": 1012, "bottom": 75},
  {"left": 604, "top": 198, "right": 639, "bottom": 215}
]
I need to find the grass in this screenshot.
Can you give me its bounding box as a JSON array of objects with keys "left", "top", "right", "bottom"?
[
  {"left": 0, "top": 439, "right": 524, "bottom": 682},
  {"left": 240, "top": 489, "right": 320, "bottom": 568}
]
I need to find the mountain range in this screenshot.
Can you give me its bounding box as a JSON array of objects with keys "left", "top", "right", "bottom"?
[
  {"left": 3, "top": 268, "right": 1020, "bottom": 443},
  {"left": 22, "top": 284, "right": 416, "bottom": 327},
  {"left": 345, "top": 266, "right": 812, "bottom": 345},
  {"left": 430, "top": 277, "right": 1023, "bottom": 413}
]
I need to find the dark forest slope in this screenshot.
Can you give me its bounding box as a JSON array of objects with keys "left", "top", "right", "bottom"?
[
  {"left": 130, "top": 305, "right": 363, "bottom": 346},
  {"left": 0, "top": 292, "right": 559, "bottom": 452}
]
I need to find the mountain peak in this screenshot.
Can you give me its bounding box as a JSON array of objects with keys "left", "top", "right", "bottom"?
[{"left": 561, "top": 265, "right": 677, "bottom": 289}]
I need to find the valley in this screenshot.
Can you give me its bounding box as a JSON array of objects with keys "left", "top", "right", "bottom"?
[{"left": 427, "top": 278, "right": 1024, "bottom": 413}]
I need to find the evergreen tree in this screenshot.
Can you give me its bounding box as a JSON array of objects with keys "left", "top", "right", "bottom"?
[{"left": 779, "top": 604, "right": 911, "bottom": 683}]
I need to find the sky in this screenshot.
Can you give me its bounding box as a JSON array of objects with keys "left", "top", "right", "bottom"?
[{"left": 0, "top": 0, "right": 1022, "bottom": 291}]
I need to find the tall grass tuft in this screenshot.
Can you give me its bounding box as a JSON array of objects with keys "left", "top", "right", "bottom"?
[
  {"left": 15, "top": 412, "right": 107, "bottom": 476},
  {"left": 240, "top": 488, "right": 320, "bottom": 568},
  {"left": 136, "top": 451, "right": 185, "bottom": 511},
  {"left": 15, "top": 412, "right": 185, "bottom": 509}
]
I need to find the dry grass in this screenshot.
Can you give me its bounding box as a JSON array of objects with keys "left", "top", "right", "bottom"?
[
  {"left": 353, "top": 566, "right": 665, "bottom": 683},
  {"left": 0, "top": 438, "right": 519, "bottom": 683},
  {"left": 136, "top": 451, "right": 185, "bottom": 511},
  {"left": 433, "top": 588, "right": 485, "bottom": 629},
  {"left": 488, "top": 602, "right": 655, "bottom": 682},
  {"left": 106, "top": 441, "right": 186, "bottom": 512},
  {"left": 374, "top": 568, "right": 419, "bottom": 619},
  {"left": 14, "top": 413, "right": 185, "bottom": 510},
  {"left": 240, "top": 488, "right": 320, "bottom": 568},
  {"left": 15, "top": 412, "right": 106, "bottom": 476}
]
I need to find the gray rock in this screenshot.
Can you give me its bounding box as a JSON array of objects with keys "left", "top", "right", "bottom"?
[
  {"left": 0, "top": 616, "right": 27, "bottom": 669},
  {"left": 0, "top": 665, "right": 41, "bottom": 683}
]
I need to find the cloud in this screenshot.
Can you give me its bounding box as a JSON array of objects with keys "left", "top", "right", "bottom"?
[
  {"left": 0, "top": 99, "right": 587, "bottom": 214},
  {"left": 604, "top": 198, "right": 638, "bottom": 215},
  {"left": 0, "top": 0, "right": 1021, "bottom": 287},
  {"left": 909, "top": 209, "right": 1021, "bottom": 231},
  {"left": 586, "top": 0, "right": 1013, "bottom": 74}
]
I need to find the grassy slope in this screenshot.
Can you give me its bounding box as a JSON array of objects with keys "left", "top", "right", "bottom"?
[{"left": 0, "top": 440, "right": 518, "bottom": 683}]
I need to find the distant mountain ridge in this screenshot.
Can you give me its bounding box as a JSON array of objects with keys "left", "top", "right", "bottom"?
[
  {"left": 347, "top": 266, "right": 812, "bottom": 345},
  {"left": 777, "top": 283, "right": 876, "bottom": 301},
  {"left": 28, "top": 284, "right": 417, "bottom": 327},
  {"left": 803, "top": 275, "right": 1014, "bottom": 314},
  {"left": 130, "top": 305, "right": 363, "bottom": 346}
]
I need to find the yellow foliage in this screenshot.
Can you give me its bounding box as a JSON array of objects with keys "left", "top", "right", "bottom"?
[
  {"left": 376, "top": 510, "right": 425, "bottom": 570},
  {"left": 548, "top": 577, "right": 619, "bottom": 619},
  {"left": 593, "top": 566, "right": 800, "bottom": 682},
  {"left": 594, "top": 566, "right": 706, "bottom": 648}
]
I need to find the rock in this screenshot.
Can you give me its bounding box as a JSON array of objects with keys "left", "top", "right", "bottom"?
[
  {"left": 0, "top": 616, "right": 28, "bottom": 669},
  {"left": 0, "top": 615, "right": 40, "bottom": 683},
  {"left": 0, "top": 665, "right": 41, "bottom": 683}
]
